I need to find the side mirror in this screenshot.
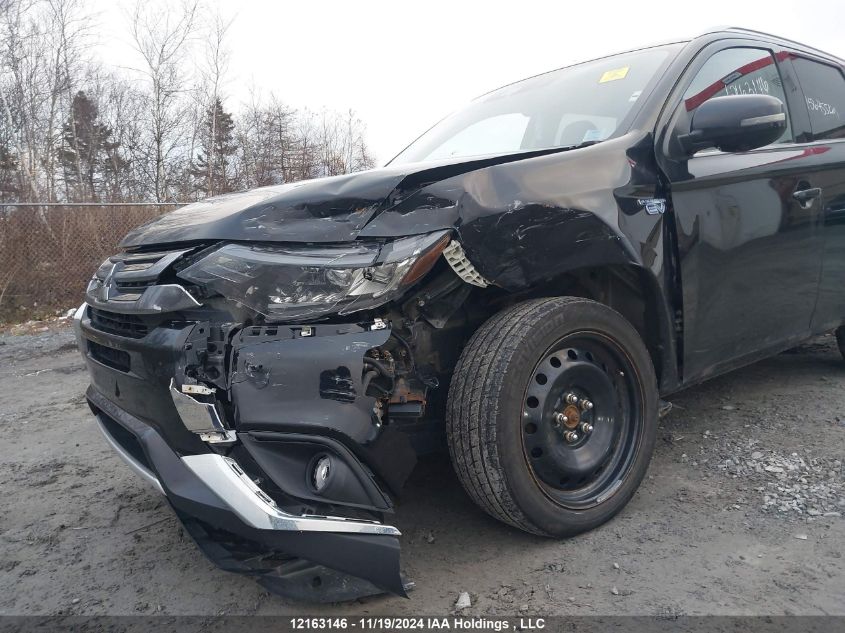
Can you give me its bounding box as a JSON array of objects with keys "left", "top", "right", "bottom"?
[{"left": 680, "top": 94, "right": 787, "bottom": 154}]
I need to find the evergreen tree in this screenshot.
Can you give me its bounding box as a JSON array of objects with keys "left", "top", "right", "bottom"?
[
  {"left": 58, "top": 91, "right": 121, "bottom": 201},
  {"left": 0, "top": 144, "right": 19, "bottom": 203},
  {"left": 192, "top": 97, "right": 236, "bottom": 197}
]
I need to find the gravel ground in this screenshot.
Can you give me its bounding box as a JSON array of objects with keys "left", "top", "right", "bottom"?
[{"left": 0, "top": 321, "right": 843, "bottom": 616}]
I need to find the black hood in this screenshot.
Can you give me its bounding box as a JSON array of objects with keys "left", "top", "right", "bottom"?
[{"left": 119, "top": 149, "right": 567, "bottom": 248}]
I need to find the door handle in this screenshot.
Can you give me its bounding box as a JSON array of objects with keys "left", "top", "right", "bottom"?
[{"left": 792, "top": 187, "right": 822, "bottom": 207}]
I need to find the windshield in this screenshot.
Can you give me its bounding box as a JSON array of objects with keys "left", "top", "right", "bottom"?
[{"left": 391, "top": 45, "right": 679, "bottom": 165}]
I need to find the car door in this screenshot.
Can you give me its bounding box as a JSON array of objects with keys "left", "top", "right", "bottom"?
[
  {"left": 785, "top": 55, "right": 845, "bottom": 332},
  {"left": 657, "top": 41, "right": 824, "bottom": 384}
]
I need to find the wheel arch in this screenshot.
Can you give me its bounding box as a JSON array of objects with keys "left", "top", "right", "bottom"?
[
  {"left": 554, "top": 263, "right": 677, "bottom": 393},
  {"left": 460, "top": 261, "right": 679, "bottom": 394}
]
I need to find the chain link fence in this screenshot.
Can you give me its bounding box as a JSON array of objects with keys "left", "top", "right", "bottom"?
[{"left": 0, "top": 203, "right": 182, "bottom": 323}]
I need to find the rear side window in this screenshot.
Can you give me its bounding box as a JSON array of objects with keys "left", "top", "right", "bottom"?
[
  {"left": 792, "top": 57, "right": 845, "bottom": 140},
  {"left": 683, "top": 47, "right": 792, "bottom": 144}
]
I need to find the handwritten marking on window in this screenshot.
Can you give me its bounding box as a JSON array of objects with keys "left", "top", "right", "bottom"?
[
  {"left": 724, "top": 75, "right": 771, "bottom": 97},
  {"left": 806, "top": 97, "right": 838, "bottom": 118}
]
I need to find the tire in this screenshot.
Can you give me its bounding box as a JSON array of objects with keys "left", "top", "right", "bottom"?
[{"left": 446, "top": 297, "right": 658, "bottom": 537}]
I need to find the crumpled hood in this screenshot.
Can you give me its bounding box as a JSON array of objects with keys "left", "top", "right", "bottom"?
[
  {"left": 117, "top": 130, "right": 651, "bottom": 300},
  {"left": 119, "top": 149, "right": 567, "bottom": 248}
]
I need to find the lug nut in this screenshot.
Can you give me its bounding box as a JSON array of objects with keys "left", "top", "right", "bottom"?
[
  {"left": 581, "top": 399, "right": 594, "bottom": 411},
  {"left": 554, "top": 413, "right": 568, "bottom": 426},
  {"left": 563, "top": 430, "right": 579, "bottom": 443},
  {"left": 565, "top": 393, "right": 579, "bottom": 405},
  {"left": 579, "top": 422, "right": 594, "bottom": 434}
]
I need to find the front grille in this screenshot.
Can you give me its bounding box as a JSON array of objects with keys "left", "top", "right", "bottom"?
[
  {"left": 88, "top": 340, "right": 131, "bottom": 372},
  {"left": 89, "top": 307, "right": 149, "bottom": 339},
  {"left": 89, "top": 247, "right": 192, "bottom": 305},
  {"left": 114, "top": 280, "right": 155, "bottom": 290},
  {"left": 111, "top": 279, "right": 155, "bottom": 301}
]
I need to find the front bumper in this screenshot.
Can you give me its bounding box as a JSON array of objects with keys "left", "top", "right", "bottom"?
[
  {"left": 87, "top": 386, "right": 407, "bottom": 600},
  {"left": 74, "top": 303, "right": 410, "bottom": 601}
]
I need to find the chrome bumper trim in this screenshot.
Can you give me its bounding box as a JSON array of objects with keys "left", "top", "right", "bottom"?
[
  {"left": 181, "top": 454, "right": 402, "bottom": 536},
  {"left": 94, "top": 416, "right": 165, "bottom": 495},
  {"left": 72, "top": 302, "right": 86, "bottom": 355},
  {"left": 169, "top": 378, "right": 227, "bottom": 434},
  {"left": 95, "top": 410, "right": 399, "bottom": 535}
]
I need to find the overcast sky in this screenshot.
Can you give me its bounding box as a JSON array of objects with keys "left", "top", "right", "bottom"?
[{"left": 90, "top": 0, "right": 845, "bottom": 165}]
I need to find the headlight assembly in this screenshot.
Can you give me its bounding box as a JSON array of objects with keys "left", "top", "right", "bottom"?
[{"left": 177, "top": 230, "right": 451, "bottom": 321}]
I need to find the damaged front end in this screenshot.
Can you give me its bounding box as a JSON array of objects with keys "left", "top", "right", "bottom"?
[{"left": 76, "top": 229, "right": 476, "bottom": 601}]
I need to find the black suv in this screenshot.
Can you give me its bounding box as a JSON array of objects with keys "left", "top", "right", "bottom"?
[{"left": 75, "top": 28, "right": 845, "bottom": 601}]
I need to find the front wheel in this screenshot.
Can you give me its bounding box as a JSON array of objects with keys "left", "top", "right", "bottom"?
[{"left": 446, "top": 297, "right": 658, "bottom": 537}]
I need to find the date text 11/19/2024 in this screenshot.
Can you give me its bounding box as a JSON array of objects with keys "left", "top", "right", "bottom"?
[{"left": 289, "top": 617, "right": 546, "bottom": 630}]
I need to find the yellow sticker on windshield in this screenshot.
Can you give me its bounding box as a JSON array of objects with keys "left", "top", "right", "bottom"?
[{"left": 599, "top": 67, "right": 630, "bottom": 83}]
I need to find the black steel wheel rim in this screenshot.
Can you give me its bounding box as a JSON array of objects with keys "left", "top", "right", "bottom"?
[{"left": 521, "top": 331, "right": 643, "bottom": 509}]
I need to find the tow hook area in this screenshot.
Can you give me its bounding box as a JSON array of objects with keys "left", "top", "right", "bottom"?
[
  {"left": 169, "top": 318, "right": 419, "bottom": 511},
  {"left": 167, "top": 317, "right": 418, "bottom": 504},
  {"left": 169, "top": 379, "right": 236, "bottom": 444},
  {"left": 167, "top": 320, "right": 240, "bottom": 444}
]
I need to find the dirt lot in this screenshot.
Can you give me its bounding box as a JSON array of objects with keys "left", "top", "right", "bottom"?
[{"left": 0, "top": 320, "right": 843, "bottom": 616}]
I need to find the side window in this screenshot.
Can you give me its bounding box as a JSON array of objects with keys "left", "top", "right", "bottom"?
[
  {"left": 792, "top": 58, "right": 845, "bottom": 140},
  {"left": 682, "top": 47, "right": 793, "bottom": 144}
]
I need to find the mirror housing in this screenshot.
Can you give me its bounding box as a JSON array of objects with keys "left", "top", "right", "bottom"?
[{"left": 680, "top": 94, "right": 787, "bottom": 154}]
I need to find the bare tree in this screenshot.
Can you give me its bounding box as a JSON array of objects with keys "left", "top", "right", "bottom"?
[
  {"left": 96, "top": 75, "right": 144, "bottom": 201},
  {"left": 236, "top": 91, "right": 299, "bottom": 189},
  {"left": 50, "top": 0, "right": 95, "bottom": 201},
  {"left": 197, "top": 11, "right": 232, "bottom": 196},
  {"left": 314, "top": 107, "right": 374, "bottom": 177},
  {"left": 0, "top": 0, "right": 375, "bottom": 206},
  {"left": 0, "top": 0, "right": 94, "bottom": 204},
  {"left": 128, "top": 0, "right": 198, "bottom": 202},
  {"left": 0, "top": 0, "right": 49, "bottom": 200}
]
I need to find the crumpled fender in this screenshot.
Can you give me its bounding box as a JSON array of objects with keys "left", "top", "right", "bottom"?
[{"left": 361, "top": 134, "right": 647, "bottom": 291}]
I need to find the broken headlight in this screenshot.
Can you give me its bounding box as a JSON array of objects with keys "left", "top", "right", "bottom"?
[{"left": 177, "top": 231, "right": 450, "bottom": 321}]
